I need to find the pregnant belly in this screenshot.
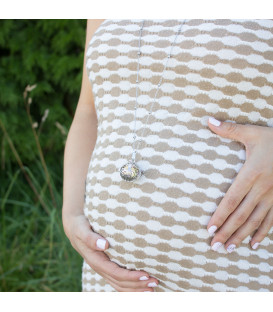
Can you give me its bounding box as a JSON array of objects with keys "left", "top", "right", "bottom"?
[{"left": 82, "top": 137, "right": 266, "bottom": 291}]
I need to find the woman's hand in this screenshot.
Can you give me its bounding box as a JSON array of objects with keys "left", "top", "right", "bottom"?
[
  {"left": 62, "top": 213, "right": 159, "bottom": 291},
  {"left": 206, "top": 116, "right": 273, "bottom": 253}
]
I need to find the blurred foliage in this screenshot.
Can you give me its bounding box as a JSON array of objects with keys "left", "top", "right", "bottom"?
[
  {"left": 0, "top": 19, "right": 87, "bottom": 291},
  {"left": 0, "top": 19, "right": 86, "bottom": 169}
]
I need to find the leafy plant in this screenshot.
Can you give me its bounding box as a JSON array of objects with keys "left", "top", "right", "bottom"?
[{"left": 0, "top": 19, "right": 87, "bottom": 291}]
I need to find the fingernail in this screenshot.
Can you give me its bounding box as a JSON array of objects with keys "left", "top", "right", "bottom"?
[
  {"left": 211, "top": 242, "right": 223, "bottom": 251},
  {"left": 139, "top": 276, "right": 149, "bottom": 281},
  {"left": 148, "top": 282, "right": 158, "bottom": 287},
  {"left": 208, "top": 225, "right": 217, "bottom": 236},
  {"left": 96, "top": 238, "right": 106, "bottom": 249},
  {"left": 209, "top": 116, "right": 221, "bottom": 126},
  {"left": 252, "top": 242, "right": 260, "bottom": 249},
  {"left": 227, "top": 244, "right": 236, "bottom": 253}
]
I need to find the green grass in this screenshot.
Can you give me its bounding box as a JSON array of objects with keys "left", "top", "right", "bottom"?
[{"left": 0, "top": 85, "right": 82, "bottom": 291}]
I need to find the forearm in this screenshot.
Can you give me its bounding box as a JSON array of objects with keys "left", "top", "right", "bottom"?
[{"left": 62, "top": 103, "right": 97, "bottom": 221}]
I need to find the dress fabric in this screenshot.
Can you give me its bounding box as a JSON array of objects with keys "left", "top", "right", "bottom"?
[{"left": 81, "top": 19, "right": 273, "bottom": 292}]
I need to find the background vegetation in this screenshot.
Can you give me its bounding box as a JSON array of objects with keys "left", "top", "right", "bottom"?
[{"left": 0, "top": 19, "right": 87, "bottom": 291}]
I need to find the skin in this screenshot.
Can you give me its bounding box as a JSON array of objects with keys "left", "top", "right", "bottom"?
[
  {"left": 207, "top": 118, "right": 273, "bottom": 253},
  {"left": 62, "top": 19, "right": 159, "bottom": 292},
  {"left": 63, "top": 19, "right": 273, "bottom": 291}
]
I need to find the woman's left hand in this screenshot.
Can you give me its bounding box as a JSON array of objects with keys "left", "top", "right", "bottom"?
[{"left": 206, "top": 116, "right": 273, "bottom": 253}]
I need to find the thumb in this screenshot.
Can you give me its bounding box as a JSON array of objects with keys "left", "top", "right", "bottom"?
[
  {"left": 207, "top": 116, "right": 247, "bottom": 144},
  {"left": 87, "top": 226, "right": 109, "bottom": 251}
]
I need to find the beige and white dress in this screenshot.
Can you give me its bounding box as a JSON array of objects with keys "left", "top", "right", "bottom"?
[{"left": 81, "top": 19, "right": 273, "bottom": 292}]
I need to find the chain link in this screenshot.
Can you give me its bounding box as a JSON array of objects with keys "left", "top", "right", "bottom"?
[{"left": 130, "top": 19, "right": 186, "bottom": 162}]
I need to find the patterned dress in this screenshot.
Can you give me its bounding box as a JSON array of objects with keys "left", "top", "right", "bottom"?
[{"left": 81, "top": 19, "right": 273, "bottom": 291}]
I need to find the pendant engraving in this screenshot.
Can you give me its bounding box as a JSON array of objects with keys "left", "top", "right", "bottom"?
[{"left": 119, "top": 161, "right": 143, "bottom": 181}]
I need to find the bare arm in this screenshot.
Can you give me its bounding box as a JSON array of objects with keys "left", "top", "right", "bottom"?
[
  {"left": 61, "top": 20, "right": 159, "bottom": 292},
  {"left": 62, "top": 19, "right": 104, "bottom": 220}
]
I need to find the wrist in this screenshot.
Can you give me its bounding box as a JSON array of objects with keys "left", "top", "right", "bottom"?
[
  {"left": 62, "top": 201, "right": 84, "bottom": 218},
  {"left": 62, "top": 206, "right": 83, "bottom": 237}
]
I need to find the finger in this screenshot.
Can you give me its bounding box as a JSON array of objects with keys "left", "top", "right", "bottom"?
[
  {"left": 103, "top": 277, "right": 155, "bottom": 292},
  {"left": 250, "top": 207, "right": 273, "bottom": 249},
  {"left": 102, "top": 270, "right": 159, "bottom": 290},
  {"left": 207, "top": 117, "right": 258, "bottom": 147},
  {"left": 82, "top": 238, "right": 158, "bottom": 287},
  {"left": 95, "top": 260, "right": 158, "bottom": 291},
  {"left": 83, "top": 248, "right": 152, "bottom": 291},
  {"left": 210, "top": 179, "right": 267, "bottom": 249},
  {"left": 102, "top": 258, "right": 155, "bottom": 284},
  {"left": 207, "top": 161, "right": 259, "bottom": 236},
  {"left": 75, "top": 217, "right": 110, "bottom": 251},
  {"left": 223, "top": 199, "right": 272, "bottom": 253},
  {"left": 90, "top": 251, "right": 154, "bottom": 284},
  {"left": 81, "top": 230, "right": 109, "bottom": 251},
  {"left": 102, "top": 271, "right": 158, "bottom": 291}
]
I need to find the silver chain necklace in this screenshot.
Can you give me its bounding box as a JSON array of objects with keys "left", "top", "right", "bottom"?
[{"left": 119, "top": 19, "right": 186, "bottom": 182}]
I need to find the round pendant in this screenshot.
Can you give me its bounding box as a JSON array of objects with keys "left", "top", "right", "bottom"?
[{"left": 119, "top": 161, "right": 143, "bottom": 181}]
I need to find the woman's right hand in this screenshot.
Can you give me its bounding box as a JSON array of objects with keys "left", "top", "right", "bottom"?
[{"left": 62, "top": 213, "right": 159, "bottom": 292}]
